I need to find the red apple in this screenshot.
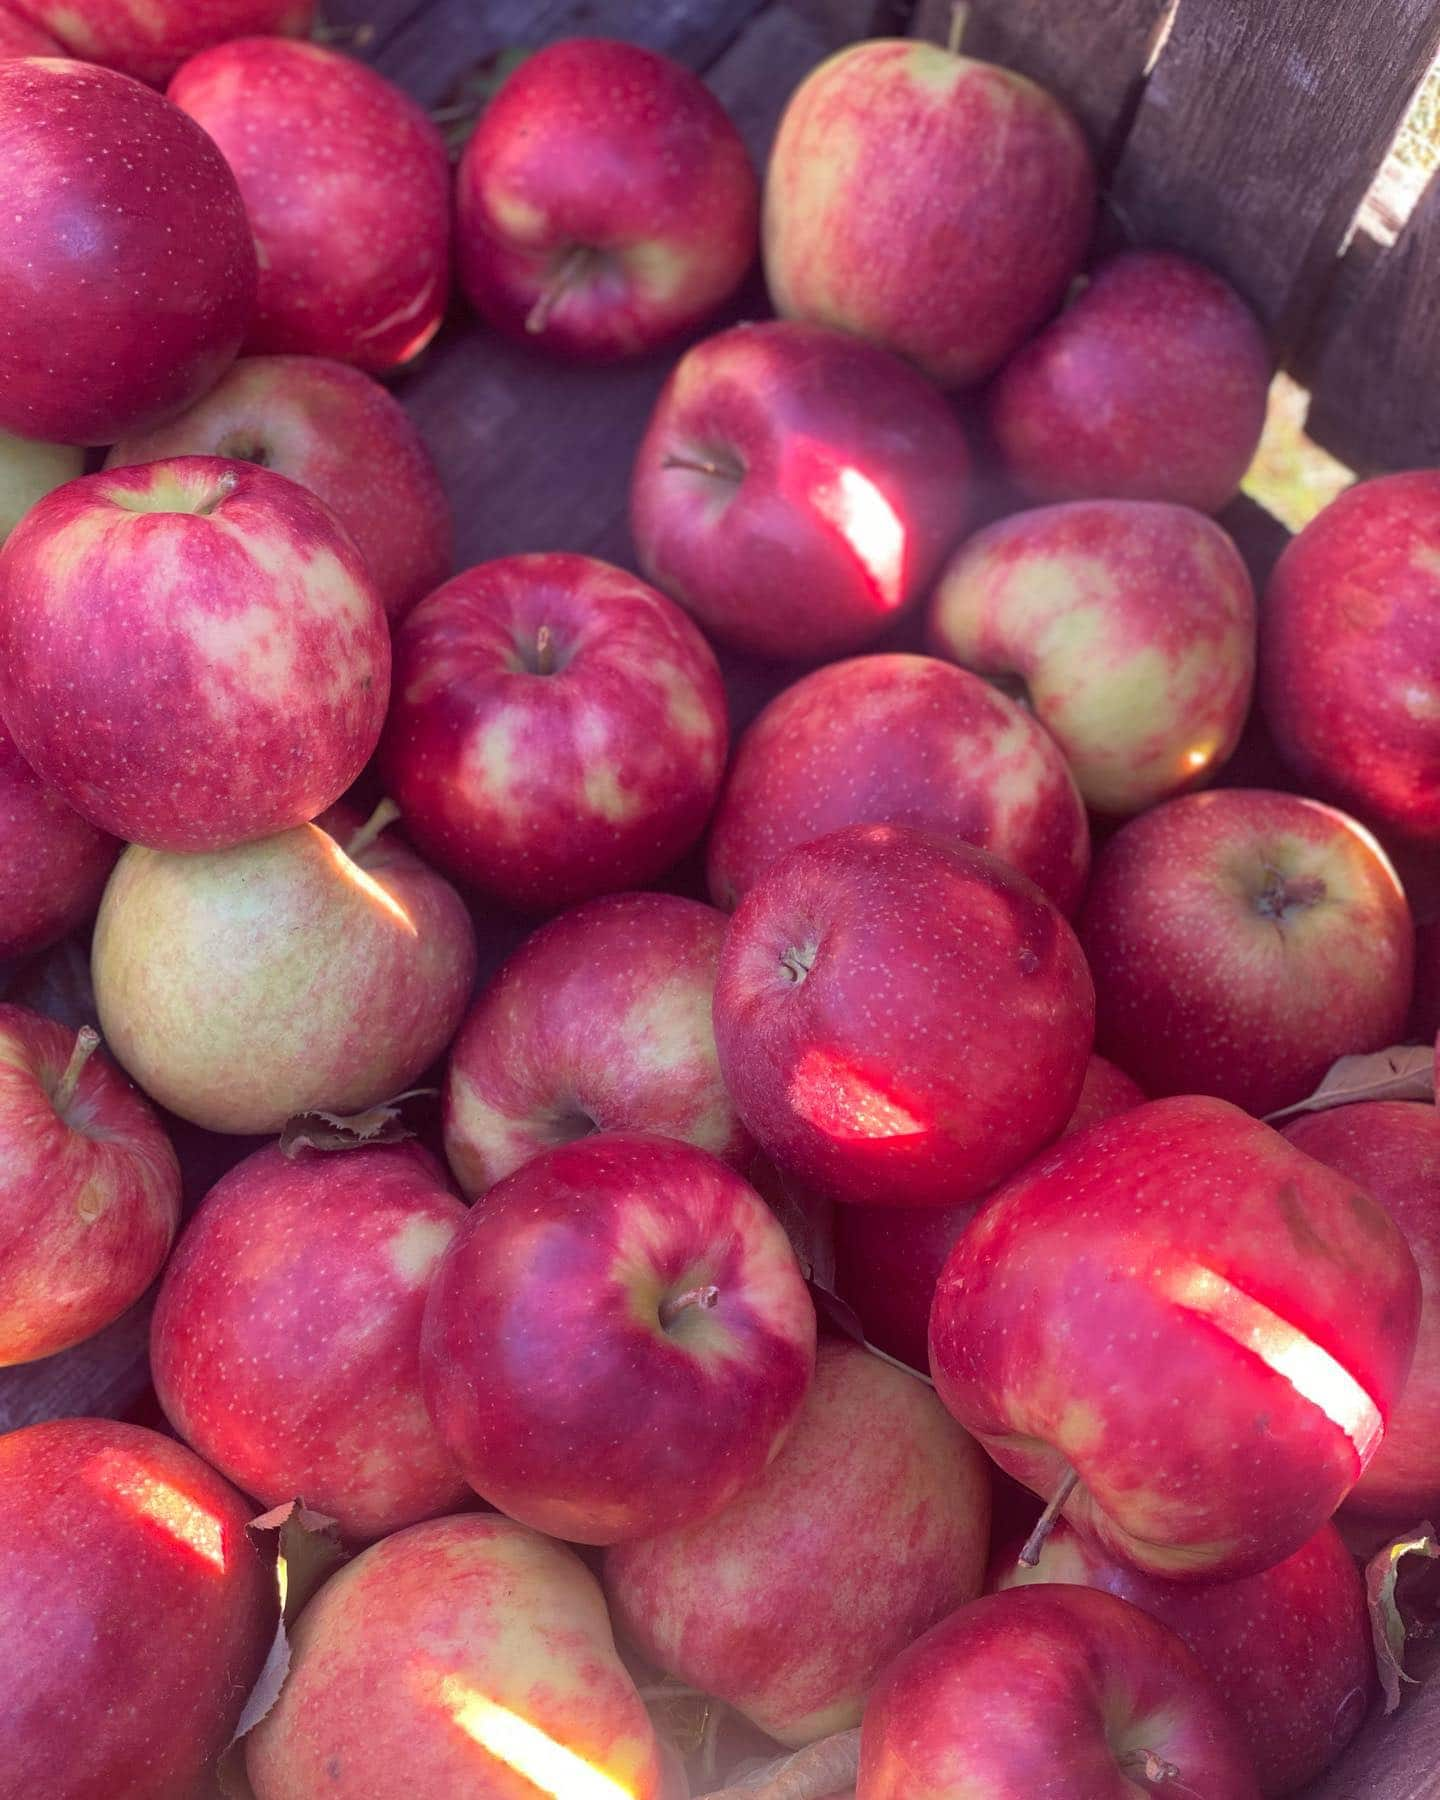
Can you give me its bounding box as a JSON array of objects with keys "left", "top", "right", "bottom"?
[
  {"left": 443, "top": 891, "right": 750, "bottom": 1198},
  {"left": 421, "top": 1132, "right": 816, "bottom": 1543},
  {"left": 92, "top": 804, "right": 477, "bottom": 1135},
  {"left": 0, "top": 9, "right": 60, "bottom": 53},
  {"left": 0, "top": 1002, "right": 179, "bottom": 1365},
  {"left": 604, "top": 1339, "right": 991, "bottom": 1745},
  {"left": 247, "top": 1512, "right": 669, "bottom": 1800},
  {"left": 14, "top": 0, "right": 313, "bottom": 83},
  {"left": 707, "top": 652, "right": 1089, "bottom": 915},
  {"left": 928, "top": 499, "right": 1256, "bottom": 814},
  {"left": 0, "top": 720, "right": 118, "bottom": 961},
  {"left": 857, "top": 1585, "right": 1259, "bottom": 1799},
  {"left": 106, "top": 355, "right": 451, "bottom": 622},
  {"left": 378, "top": 552, "right": 728, "bottom": 913},
  {"left": 1079, "top": 789, "right": 1413, "bottom": 1116},
  {"left": 0, "top": 430, "right": 82, "bottom": 540},
  {"left": 930, "top": 1095, "right": 1421, "bottom": 1580},
  {"left": 631, "top": 320, "right": 972, "bottom": 660},
  {"left": 1, "top": 1417, "right": 276, "bottom": 1796},
  {"left": 0, "top": 456, "right": 389, "bottom": 851},
  {"left": 1282, "top": 1102, "right": 1440, "bottom": 1520},
  {"left": 456, "top": 37, "right": 757, "bottom": 360},
  {"left": 1261, "top": 472, "right": 1440, "bottom": 841},
  {"left": 996, "top": 1519, "right": 1370, "bottom": 1795},
  {"left": 714, "top": 823, "right": 1094, "bottom": 1208},
  {"left": 0, "top": 59, "right": 255, "bottom": 444},
  {"left": 169, "top": 38, "right": 450, "bottom": 371},
  {"left": 763, "top": 39, "right": 1095, "bottom": 387},
  {"left": 834, "top": 1055, "right": 1143, "bottom": 1371},
  {"left": 990, "top": 251, "right": 1271, "bottom": 513}
]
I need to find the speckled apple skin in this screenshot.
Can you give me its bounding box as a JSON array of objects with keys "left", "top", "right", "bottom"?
[
  {"left": 443, "top": 892, "right": 750, "bottom": 1197},
  {"left": 0, "top": 10, "right": 60, "bottom": 53},
  {"left": 990, "top": 251, "right": 1271, "bottom": 514},
  {"left": 1283, "top": 1103, "right": 1440, "bottom": 1521},
  {"left": 0, "top": 59, "right": 256, "bottom": 444},
  {"left": 0, "top": 431, "right": 82, "bottom": 540},
  {"left": 1079, "top": 789, "right": 1413, "bottom": 1117},
  {"left": 997, "top": 1519, "right": 1369, "bottom": 1796},
  {"left": 0, "top": 1003, "right": 179, "bottom": 1366},
  {"left": 92, "top": 815, "right": 477, "bottom": 1135},
  {"left": 421, "top": 1132, "right": 816, "bottom": 1544},
  {"left": 0, "top": 457, "right": 389, "bottom": 851},
  {"left": 763, "top": 40, "right": 1095, "bottom": 387},
  {"left": 707, "top": 653, "right": 1089, "bottom": 915},
  {"left": 930, "top": 1096, "right": 1421, "bottom": 1581},
  {"left": 1261, "top": 472, "right": 1440, "bottom": 841},
  {"left": 107, "top": 356, "right": 451, "bottom": 622},
  {"left": 714, "top": 824, "right": 1094, "bottom": 1208},
  {"left": 0, "top": 1418, "right": 276, "bottom": 1800},
  {"left": 379, "top": 553, "right": 728, "bottom": 913},
  {"left": 457, "top": 37, "right": 757, "bottom": 360},
  {"left": 929, "top": 498, "right": 1256, "bottom": 814},
  {"left": 857, "top": 1585, "right": 1260, "bottom": 1800},
  {"left": 0, "top": 720, "right": 118, "bottom": 961},
  {"left": 246, "top": 1512, "right": 668, "bottom": 1800},
  {"left": 169, "top": 38, "right": 449, "bottom": 371},
  {"left": 631, "top": 320, "right": 972, "bottom": 660},
  {"left": 604, "top": 1339, "right": 989, "bottom": 1746},
  {"left": 14, "top": 0, "right": 312, "bottom": 83}
]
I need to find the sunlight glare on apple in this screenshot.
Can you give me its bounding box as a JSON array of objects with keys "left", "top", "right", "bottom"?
[
  {"left": 1183, "top": 744, "right": 1213, "bottom": 771},
  {"left": 810, "top": 464, "right": 906, "bottom": 609},
  {"left": 787, "top": 1044, "right": 928, "bottom": 1141},
  {"left": 437, "top": 1677, "right": 636, "bottom": 1800},
  {"left": 87, "top": 1452, "right": 228, "bottom": 1572},
  {"left": 321, "top": 834, "right": 418, "bottom": 936}
]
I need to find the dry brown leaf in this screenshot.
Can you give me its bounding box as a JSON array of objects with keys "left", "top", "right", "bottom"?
[
  {"left": 1265, "top": 1046, "right": 1435, "bottom": 1124},
  {"left": 699, "top": 1730, "right": 861, "bottom": 1799},
  {"left": 278, "top": 1089, "right": 436, "bottom": 1158},
  {"left": 1365, "top": 1521, "right": 1440, "bottom": 1713}
]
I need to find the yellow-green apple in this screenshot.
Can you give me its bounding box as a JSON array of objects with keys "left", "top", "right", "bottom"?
[
  {"left": 630, "top": 320, "right": 972, "bottom": 660},
  {"left": 1261, "top": 472, "right": 1440, "bottom": 840},
  {"left": 107, "top": 356, "right": 451, "bottom": 622},
  {"left": 443, "top": 891, "right": 749, "bottom": 1198},
  {"left": 604, "top": 1339, "right": 990, "bottom": 1745},
  {"left": 0, "top": 1003, "right": 179, "bottom": 1365},
  {"left": 713, "top": 823, "right": 1094, "bottom": 1208},
  {"left": 246, "top": 1511, "right": 670, "bottom": 1800},
  {"left": 0, "top": 456, "right": 388, "bottom": 850},
  {"left": 1079, "top": 789, "right": 1413, "bottom": 1116},
  {"left": 763, "top": 40, "right": 1094, "bottom": 387},
  {"left": 91, "top": 805, "right": 477, "bottom": 1135},
  {"left": 13, "top": 0, "right": 313, "bottom": 83},
  {"left": 857, "top": 1586, "right": 1259, "bottom": 1799},
  {"left": 0, "top": 720, "right": 118, "bottom": 961},
  {"left": 929, "top": 1096, "right": 1421, "bottom": 1580},
  {"left": 169, "top": 39, "right": 449, "bottom": 372},
  {"left": 996, "top": 1519, "right": 1370, "bottom": 1795},
  {"left": 0, "top": 9, "right": 60, "bottom": 53},
  {"left": 928, "top": 499, "right": 1256, "bottom": 814},
  {"left": 379, "top": 553, "right": 727, "bottom": 913},
  {"left": 152, "top": 1142, "right": 470, "bottom": 1541},
  {"left": 421, "top": 1131, "right": 816, "bottom": 1543},
  {"left": 1282, "top": 1102, "right": 1440, "bottom": 1521},
  {"left": 1, "top": 1417, "right": 276, "bottom": 1798},
  {"left": 707, "top": 652, "right": 1089, "bottom": 915},
  {"left": 990, "top": 251, "right": 1271, "bottom": 513},
  {"left": 0, "top": 430, "right": 81, "bottom": 538},
  {"left": 834, "top": 1055, "right": 1143, "bottom": 1371},
  {"left": 0, "top": 59, "right": 255, "bottom": 444},
  {"left": 456, "top": 37, "right": 757, "bottom": 360}
]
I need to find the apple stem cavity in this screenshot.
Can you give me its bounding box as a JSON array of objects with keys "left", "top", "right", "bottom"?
[
  {"left": 779, "top": 942, "right": 817, "bottom": 985},
  {"left": 53, "top": 1026, "right": 100, "bottom": 1115},
  {"left": 1118, "top": 1748, "right": 1199, "bottom": 1796},
  {"left": 534, "top": 624, "right": 555, "bottom": 676},
  {"left": 659, "top": 1284, "right": 721, "bottom": 1331},
  {"left": 1253, "top": 865, "right": 1327, "bottom": 922},
  {"left": 661, "top": 450, "right": 744, "bottom": 485},
  {"left": 1018, "top": 1465, "right": 1079, "bottom": 1566},
  {"left": 947, "top": 1, "right": 970, "bottom": 53},
  {"left": 345, "top": 798, "right": 401, "bottom": 860},
  {"left": 526, "top": 244, "right": 594, "bottom": 335}
]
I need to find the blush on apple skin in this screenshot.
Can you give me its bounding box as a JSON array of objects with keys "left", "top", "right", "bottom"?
[
  {"left": 0, "top": 1418, "right": 276, "bottom": 1799},
  {"left": 246, "top": 1512, "right": 670, "bottom": 1800},
  {"left": 1079, "top": 788, "right": 1414, "bottom": 1117},
  {"left": 0, "top": 721, "right": 119, "bottom": 962},
  {"left": 930, "top": 1095, "right": 1422, "bottom": 1582},
  {"left": 379, "top": 552, "right": 729, "bottom": 914},
  {"left": 1282, "top": 1102, "right": 1440, "bottom": 1521},
  {"left": 990, "top": 250, "right": 1272, "bottom": 514},
  {"left": 857, "top": 1585, "right": 1260, "bottom": 1800},
  {"left": 763, "top": 39, "right": 1095, "bottom": 388},
  {"left": 713, "top": 823, "right": 1095, "bottom": 1209},
  {"left": 630, "top": 320, "right": 973, "bottom": 662},
  {"left": 443, "top": 891, "right": 751, "bottom": 1198},
  {"left": 168, "top": 38, "right": 450, "bottom": 372},
  {"left": 604, "top": 1339, "right": 991, "bottom": 1748},
  {"left": 995, "top": 1518, "right": 1370, "bottom": 1797},
  {"left": 13, "top": 0, "right": 313, "bottom": 84},
  {"left": 457, "top": 37, "right": 758, "bottom": 361},
  {"left": 1260, "top": 471, "right": 1440, "bottom": 843},
  {"left": 0, "top": 60, "right": 256, "bottom": 445}
]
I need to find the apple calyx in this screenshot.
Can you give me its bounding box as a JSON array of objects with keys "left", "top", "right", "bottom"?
[
  {"left": 52, "top": 1025, "right": 100, "bottom": 1117},
  {"left": 661, "top": 449, "right": 745, "bottom": 485},
  {"left": 1117, "top": 1748, "right": 1197, "bottom": 1795},
  {"left": 778, "top": 942, "right": 817, "bottom": 985},
  {"left": 345, "top": 798, "right": 401, "bottom": 860},
  {"left": 659, "top": 1284, "right": 721, "bottom": 1332},
  {"left": 1018, "top": 1465, "right": 1079, "bottom": 1566},
  {"left": 525, "top": 244, "right": 599, "bottom": 335},
  {"left": 1251, "top": 865, "right": 1326, "bottom": 923}
]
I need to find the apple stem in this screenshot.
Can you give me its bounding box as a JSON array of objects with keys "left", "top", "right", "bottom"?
[
  {"left": 345, "top": 798, "right": 401, "bottom": 860},
  {"left": 1018, "top": 1465, "right": 1079, "bottom": 1566},
  {"left": 534, "top": 624, "right": 555, "bottom": 676},
  {"left": 526, "top": 245, "right": 591, "bottom": 335},
  {"left": 53, "top": 1026, "right": 100, "bottom": 1114},
  {"left": 660, "top": 1284, "right": 720, "bottom": 1330},
  {"left": 1118, "top": 1749, "right": 1199, "bottom": 1796},
  {"left": 948, "top": 1, "right": 970, "bottom": 53},
  {"left": 661, "top": 452, "right": 743, "bottom": 483}
]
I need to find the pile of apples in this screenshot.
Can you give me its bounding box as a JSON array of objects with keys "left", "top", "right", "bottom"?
[{"left": 3, "top": 10, "right": 1440, "bottom": 1800}]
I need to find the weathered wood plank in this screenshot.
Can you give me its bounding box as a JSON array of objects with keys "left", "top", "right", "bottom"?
[
  {"left": 1109, "top": 0, "right": 1440, "bottom": 353},
  {"left": 0, "top": 1296, "right": 154, "bottom": 1434}
]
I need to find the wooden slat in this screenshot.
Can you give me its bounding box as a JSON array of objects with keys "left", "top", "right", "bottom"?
[{"left": 0, "top": 1297, "right": 154, "bottom": 1434}]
